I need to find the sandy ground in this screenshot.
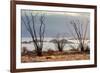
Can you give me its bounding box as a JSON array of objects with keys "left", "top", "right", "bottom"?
[{"left": 21, "top": 52, "right": 90, "bottom": 63}]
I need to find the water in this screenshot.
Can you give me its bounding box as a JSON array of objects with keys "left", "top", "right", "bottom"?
[{"left": 21, "top": 37, "right": 90, "bottom": 52}]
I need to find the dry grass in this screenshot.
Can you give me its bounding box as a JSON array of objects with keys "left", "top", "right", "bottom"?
[{"left": 21, "top": 51, "right": 90, "bottom": 63}]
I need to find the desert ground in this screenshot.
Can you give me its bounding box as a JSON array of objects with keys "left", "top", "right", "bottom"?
[{"left": 21, "top": 50, "right": 90, "bottom": 63}]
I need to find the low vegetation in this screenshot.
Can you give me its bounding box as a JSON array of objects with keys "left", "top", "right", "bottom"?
[{"left": 21, "top": 47, "right": 90, "bottom": 63}]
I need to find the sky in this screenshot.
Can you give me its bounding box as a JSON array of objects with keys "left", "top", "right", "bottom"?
[{"left": 21, "top": 9, "right": 90, "bottom": 39}]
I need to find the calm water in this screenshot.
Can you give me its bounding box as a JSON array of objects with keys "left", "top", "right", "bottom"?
[{"left": 21, "top": 37, "right": 90, "bottom": 52}]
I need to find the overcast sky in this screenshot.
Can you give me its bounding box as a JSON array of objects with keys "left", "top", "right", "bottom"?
[{"left": 21, "top": 9, "right": 90, "bottom": 39}]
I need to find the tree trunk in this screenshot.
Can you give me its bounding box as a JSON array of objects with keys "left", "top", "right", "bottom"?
[
  {"left": 80, "top": 46, "right": 84, "bottom": 52},
  {"left": 59, "top": 48, "right": 63, "bottom": 52},
  {"left": 37, "top": 49, "right": 42, "bottom": 56},
  {"left": 37, "top": 52, "right": 42, "bottom": 56}
]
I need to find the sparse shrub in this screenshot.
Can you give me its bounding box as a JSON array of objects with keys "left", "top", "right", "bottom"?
[
  {"left": 21, "top": 47, "right": 36, "bottom": 56},
  {"left": 21, "top": 47, "right": 28, "bottom": 55},
  {"left": 50, "top": 38, "right": 67, "bottom": 52},
  {"left": 69, "top": 48, "right": 79, "bottom": 52},
  {"left": 84, "top": 46, "right": 90, "bottom": 54}
]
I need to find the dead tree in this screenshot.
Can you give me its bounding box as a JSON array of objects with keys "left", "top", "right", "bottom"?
[
  {"left": 67, "top": 18, "right": 89, "bottom": 52},
  {"left": 22, "top": 12, "right": 45, "bottom": 56},
  {"left": 50, "top": 34, "right": 67, "bottom": 52}
]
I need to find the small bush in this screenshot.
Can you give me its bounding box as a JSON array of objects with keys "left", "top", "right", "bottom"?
[
  {"left": 69, "top": 48, "right": 79, "bottom": 52},
  {"left": 21, "top": 47, "right": 28, "bottom": 55},
  {"left": 84, "top": 46, "right": 90, "bottom": 54}
]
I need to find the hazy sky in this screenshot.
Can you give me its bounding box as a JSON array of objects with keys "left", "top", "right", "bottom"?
[{"left": 21, "top": 9, "right": 90, "bottom": 39}]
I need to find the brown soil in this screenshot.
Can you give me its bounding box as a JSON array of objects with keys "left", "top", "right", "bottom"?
[{"left": 21, "top": 51, "right": 90, "bottom": 63}]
